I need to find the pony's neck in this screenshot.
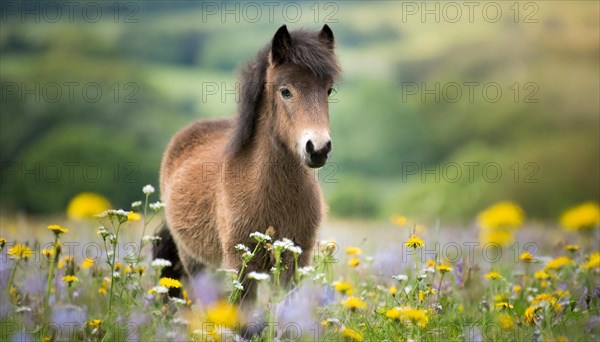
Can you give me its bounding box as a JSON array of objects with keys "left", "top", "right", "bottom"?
[
  {"left": 230, "top": 106, "right": 310, "bottom": 188},
  {"left": 255, "top": 113, "right": 306, "bottom": 178}
]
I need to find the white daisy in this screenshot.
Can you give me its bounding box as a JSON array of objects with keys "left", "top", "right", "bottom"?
[
  {"left": 392, "top": 274, "right": 408, "bottom": 282},
  {"left": 142, "top": 184, "right": 155, "bottom": 195},
  {"left": 149, "top": 201, "right": 165, "bottom": 211},
  {"left": 151, "top": 258, "right": 172, "bottom": 269},
  {"left": 247, "top": 272, "right": 270, "bottom": 281},
  {"left": 249, "top": 232, "right": 272, "bottom": 242}
]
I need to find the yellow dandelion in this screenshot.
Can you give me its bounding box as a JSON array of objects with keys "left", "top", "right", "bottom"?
[
  {"left": 532, "top": 293, "right": 557, "bottom": 306},
  {"left": 205, "top": 300, "right": 240, "bottom": 329},
  {"left": 342, "top": 296, "right": 367, "bottom": 311},
  {"left": 559, "top": 202, "right": 600, "bottom": 231},
  {"left": 182, "top": 290, "right": 192, "bottom": 305},
  {"left": 478, "top": 201, "right": 525, "bottom": 229},
  {"left": 565, "top": 244, "right": 580, "bottom": 252},
  {"left": 127, "top": 212, "right": 141, "bottom": 222},
  {"left": 7, "top": 244, "right": 33, "bottom": 259},
  {"left": 415, "top": 224, "right": 426, "bottom": 235},
  {"left": 534, "top": 270, "right": 551, "bottom": 280},
  {"left": 418, "top": 290, "right": 424, "bottom": 301},
  {"left": 485, "top": 271, "right": 504, "bottom": 280},
  {"left": 498, "top": 313, "right": 514, "bottom": 330},
  {"left": 159, "top": 277, "right": 182, "bottom": 289},
  {"left": 135, "top": 266, "right": 146, "bottom": 276},
  {"left": 553, "top": 303, "right": 563, "bottom": 313},
  {"left": 348, "top": 257, "right": 360, "bottom": 267},
  {"left": 519, "top": 252, "right": 535, "bottom": 262},
  {"left": 346, "top": 247, "right": 362, "bottom": 255},
  {"left": 66, "top": 192, "right": 111, "bottom": 220},
  {"left": 424, "top": 288, "right": 437, "bottom": 299},
  {"left": 426, "top": 259, "right": 435, "bottom": 267},
  {"left": 389, "top": 286, "right": 398, "bottom": 296},
  {"left": 62, "top": 275, "right": 78, "bottom": 284},
  {"left": 545, "top": 256, "right": 574, "bottom": 271},
  {"left": 42, "top": 248, "right": 55, "bottom": 258},
  {"left": 524, "top": 306, "right": 538, "bottom": 324},
  {"left": 480, "top": 229, "right": 515, "bottom": 247},
  {"left": 57, "top": 256, "right": 71, "bottom": 269},
  {"left": 404, "top": 235, "right": 425, "bottom": 249},
  {"left": 495, "top": 302, "right": 513, "bottom": 310},
  {"left": 513, "top": 285, "right": 522, "bottom": 293},
  {"left": 531, "top": 293, "right": 562, "bottom": 313},
  {"left": 48, "top": 224, "right": 68, "bottom": 236},
  {"left": 123, "top": 265, "right": 133, "bottom": 274},
  {"left": 391, "top": 214, "right": 408, "bottom": 226},
  {"left": 333, "top": 281, "right": 352, "bottom": 294},
  {"left": 341, "top": 327, "right": 363, "bottom": 341},
  {"left": 556, "top": 336, "right": 568, "bottom": 342},
  {"left": 0, "top": 237, "right": 6, "bottom": 249},
  {"left": 80, "top": 258, "right": 95, "bottom": 269},
  {"left": 98, "top": 287, "right": 107, "bottom": 295},
  {"left": 402, "top": 307, "right": 429, "bottom": 327},
  {"left": 494, "top": 293, "right": 509, "bottom": 303},
  {"left": 386, "top": 307, "right": 402, "bottom": 320},
  {"left": 581, "top": 251, "right": 600, "bottom": 270},
  {"left": 87, "top": 319, "right": 102, "bottom": 328},
  {"left": 437, "top": 265, "right": 452, "bottom": 273}
]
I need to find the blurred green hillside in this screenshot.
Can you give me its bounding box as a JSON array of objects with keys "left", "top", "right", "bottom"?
[{"left": 1, "top": 1, "right": 598, "bottom": 222}]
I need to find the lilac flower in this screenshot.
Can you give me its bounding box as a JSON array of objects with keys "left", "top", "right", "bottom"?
[
  {"left": 276, "top": 285, "right": 317, "bottom": 338},
  {"left": 22, "top": 272, "right": 46, "bottom": 296},
  {"left": 317, "top": 285, "right": 336, "bottom": 306},
  {"left": 372, "top": 246, "right": 406, "bottom": 277},
  {"left": 0, "top": 257, "right": 12, "bottom": 289},
  {"left": 188, "top": 272, "right": 221, "bottom": 306},
  {"left": 10, "top": 333, "right": 34, "bottom": 342},
  {"left": 51, "top": 305, "right": 87, "bottom": 337},
  {"left": 453, "top": 260, "right": 464, "bottom": 286}
]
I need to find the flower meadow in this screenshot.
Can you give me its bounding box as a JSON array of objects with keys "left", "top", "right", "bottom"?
[{"left": 1, "top": 187, "right": 599, "bottom": 341}]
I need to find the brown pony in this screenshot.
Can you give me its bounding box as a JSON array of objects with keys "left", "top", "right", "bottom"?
[{"left": 154, "top": 25, "right": 341, "bottom": 302}]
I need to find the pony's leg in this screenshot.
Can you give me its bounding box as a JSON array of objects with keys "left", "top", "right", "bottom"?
[
  {"left": 179, "top": 248, "right": 205, "bottom": 277},
  {"left": 221, "top": 245, "right": 260, "bottom": 304},
  {"left": 298, "top": 247, "right": 312, "bottom": 268}
]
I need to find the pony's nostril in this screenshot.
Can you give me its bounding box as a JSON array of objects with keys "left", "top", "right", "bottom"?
[
  {"left": 306, "top": 140, "right": 315, "bottom": 154},
  {"left": 324, "top": 140, "right": 332, "bottom": 153}
]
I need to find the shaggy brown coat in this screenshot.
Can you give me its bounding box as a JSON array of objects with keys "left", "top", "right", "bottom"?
[{"left": 159, "top": 25, "right": 340, "bottom": 301}]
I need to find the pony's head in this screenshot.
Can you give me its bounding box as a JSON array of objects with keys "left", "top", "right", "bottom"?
[{"left": 229, "top": 25, "right": 341, "bottom": 168}]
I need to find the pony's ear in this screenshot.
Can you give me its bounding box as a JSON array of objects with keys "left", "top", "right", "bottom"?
[
  {"left": 271, "top": 25, "right": 292, "bottom": 65},
  {"left": 318, "top": 24, "right": 335, "bottom": 49}
]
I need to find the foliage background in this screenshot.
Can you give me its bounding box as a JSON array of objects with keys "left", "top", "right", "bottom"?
[{"left": 1, "top": 1, "right": 598, "bottom": 222}]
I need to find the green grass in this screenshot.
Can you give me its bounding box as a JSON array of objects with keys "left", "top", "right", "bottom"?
[{"left": 1, "top": 187, "right": 599, "bottom": 341}]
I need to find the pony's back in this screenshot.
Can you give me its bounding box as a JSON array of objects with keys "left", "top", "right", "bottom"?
[{"left": 160, "top": 119, "right": 232, "bottom": 193}]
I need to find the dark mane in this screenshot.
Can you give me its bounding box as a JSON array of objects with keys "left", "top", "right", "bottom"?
[{"left": 227, "top": 28, "right": 341, "bottom": 155}]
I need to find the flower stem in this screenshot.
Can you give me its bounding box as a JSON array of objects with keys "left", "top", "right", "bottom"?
[
  {"left": 44, "top": 236, "right": 58, "bottom": 309},
  {"left": 136, "top": 193, "right": 150, "bottom": 263},
  {"left": 6, "top": 258, "right": 20, "bottom": 295},
  {"left": 437, "top": 273, "right": 445, "bottom": 302},
  {"left": 108, "top": 221, "right": 122, "bottom": 316},
  {"left": 229, "top": 241, "right": 262, "bottom": 303}
]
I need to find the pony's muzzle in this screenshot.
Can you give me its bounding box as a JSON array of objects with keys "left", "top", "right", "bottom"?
[{"left": 303, "top": 135, "right": 331, "bottom": 168}]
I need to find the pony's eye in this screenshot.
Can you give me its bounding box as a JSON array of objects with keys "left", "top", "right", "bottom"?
[
  {"left": 280, "top": 88, "right": 292, "bottom": 99},
  {"left": 327, "top": 87, "right": 334, "bottom": 96}
]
